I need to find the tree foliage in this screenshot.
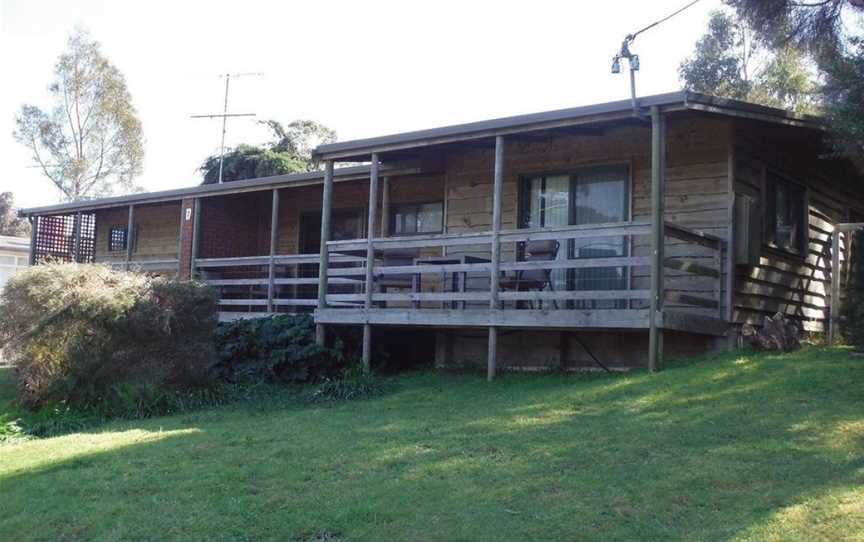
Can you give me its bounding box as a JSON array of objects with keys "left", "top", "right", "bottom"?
[
  {"left": 200, "top": 119, "right": 336, "bottom": 184},
  {"left": 13, "top": 28, "right": 144, "bottom": 201},
  {"left": 0, "top": 193, "right": 30, "bottom": 237},
  {"left": 679, "top": 10, "right": 817, "bottom": 113},
  {"left": 724, "top": 0, "right": 864, "bottom": 157}
]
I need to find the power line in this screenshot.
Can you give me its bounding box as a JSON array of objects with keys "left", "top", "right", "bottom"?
[{"left": 628, "top": 0, "right": 702, "bottom": 42}]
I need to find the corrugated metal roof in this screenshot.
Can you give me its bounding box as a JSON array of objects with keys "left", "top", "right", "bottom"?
[{"left": 313, "top": 91, "right": 822, "bottom": 160}]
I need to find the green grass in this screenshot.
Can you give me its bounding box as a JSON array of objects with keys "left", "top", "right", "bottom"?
[{"left": 1, "top": 348, "right": 863, "bottom": 541}]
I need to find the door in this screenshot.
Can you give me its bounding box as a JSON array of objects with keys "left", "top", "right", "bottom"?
[{"left": 520, "top": 165, "right": 630, "bottom": 307}]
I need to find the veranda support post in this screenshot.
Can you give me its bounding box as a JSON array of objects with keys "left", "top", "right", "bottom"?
[
  {"left": 487, "top": 135, "right": 504, "bottom": 381},
  {"left": 190, "top": 198, "right": 201, "bottom": 279},
  {"left": 267, "top": 188, "right": 280, "bottom": 313},
  {"left": 72, "top": 211, "right": 82, "bottom": 263},
  {"left": 125, "top": 204, "right": 135, "bottom": 271},
  {"left": 315, "top": 161, "right": 335, "bottom": 346},
  {"left": 648, "top": 106, "right": 666, "bottom": 371},
  {"left": 362, "top": 154, "right": 380, "bottom": 373},
  {"left": 28, "top": 217, "right": 37, "bottom": 265}
]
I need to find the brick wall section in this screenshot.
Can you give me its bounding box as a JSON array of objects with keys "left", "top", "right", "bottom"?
[{"left": 198, "top": 192, "right": 270, "bottom": 259}]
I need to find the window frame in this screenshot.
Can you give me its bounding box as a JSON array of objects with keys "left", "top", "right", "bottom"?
[
  {"left": 517, "top": 162, "right": 633, "bottom": 229},
  {"left": 108, "top": 225, "right": 128, "bottom": 252},
  {"left": 763, "top": 169, "right": 809, "bottom": 258},
  {"left": 388, "top": 201, "right": 445, "bottom": 236}
]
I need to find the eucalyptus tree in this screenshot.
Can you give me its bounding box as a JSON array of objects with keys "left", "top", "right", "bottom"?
[{"left": 14, "top": 28, "right": 144, "bottom": 201}]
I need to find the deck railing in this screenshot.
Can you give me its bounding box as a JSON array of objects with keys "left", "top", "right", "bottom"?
[{"left": 200, "top": 220, "right": 726, "bottom": 330}]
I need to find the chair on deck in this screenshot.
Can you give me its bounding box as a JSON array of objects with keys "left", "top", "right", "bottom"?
[
  {"left": 376, "top": 249, "right": 420, "bottom": 307},
  {"left": 499, "top": 239, "right": 560, "bottom": 309}
]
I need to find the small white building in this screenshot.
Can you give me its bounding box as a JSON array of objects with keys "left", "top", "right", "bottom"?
[{"left": 0, "top": 235, "right": 30, "bottom": 290}]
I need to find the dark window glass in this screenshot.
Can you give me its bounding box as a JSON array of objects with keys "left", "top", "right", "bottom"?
[
  {"left": 391, "top": 202, "right": 443, "bottom": 235},
  {"left": 109, "top": 226, "right": 127, "bottom": 251},
  {"left": 518, "top": 165, "right": 629, "bottom": 307},
  {"left": 765, "top": 173, "right": 806, "bottom": 254}
]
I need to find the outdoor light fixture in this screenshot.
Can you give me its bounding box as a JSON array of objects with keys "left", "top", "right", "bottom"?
[
  {"left": 630, "top": 54, "right": 640, "bottom": 71},
  {"left": 611, "top": 56, "right": 621, "bottom": 74}
]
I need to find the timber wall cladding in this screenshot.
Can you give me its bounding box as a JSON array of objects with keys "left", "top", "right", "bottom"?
[
  {"left": 442, "top": 114, "right": 733, "bottom": 316},
  {"left": 94, "top": 202, "right": 181, "bottom": 263},
  {"left": 732, "top": 120, "right": 864, "bottom": 332},
  {"left": 274, "top": 177, "right": 445, "bottom": 255}
]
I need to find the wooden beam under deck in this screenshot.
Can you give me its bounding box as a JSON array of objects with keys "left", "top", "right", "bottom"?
[{"left": 312, "top": 308, "right": 727, "bottom": 336}]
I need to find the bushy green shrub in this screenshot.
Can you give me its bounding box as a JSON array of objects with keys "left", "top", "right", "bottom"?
[
  {"left": 307, "top": 367, "right": 388, "bottom": 403},
  {"left": 0, "top": 263, "right": 218, "bottom": 414},
  {"left": 845, "top": 230, "right": 864, "bottom": 352},
  {"left": 212, "top": 314, "right": 347, "bottom": 383}
]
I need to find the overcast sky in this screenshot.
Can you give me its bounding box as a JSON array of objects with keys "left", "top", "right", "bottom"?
[{"left": 0, "top": 0, "right": 722, "bottom": 209}]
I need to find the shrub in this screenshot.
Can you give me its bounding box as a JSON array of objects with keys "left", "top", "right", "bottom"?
[
  {"left": 307, "top": 367, "right": 388, "bottom": 403},
  {"left": 845, "top": 230, "right": 864, "bottom": 352},
  {"left": 212, "top": 314, "right": 347, "bottom": 384},
  {"left": 0, "top": 263, "right": 219, "bottom": 414}
]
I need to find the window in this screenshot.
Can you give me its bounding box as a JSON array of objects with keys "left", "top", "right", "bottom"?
[
  {"left": 109, "top": 225, "right": 128, "bottom": 252},
  {"left": 519, "top": 165, "right": 629, "bottom": 305},
  {"left": 765, "top": 172, "right": 807, "bottom": 255},
  {"left": 391, "top": 202, "right": 443, "bottom": 235}
]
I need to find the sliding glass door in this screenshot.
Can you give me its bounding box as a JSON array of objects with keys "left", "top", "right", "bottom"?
[{"left": 520, "top": 164, "right": 629, "bottom": 307}]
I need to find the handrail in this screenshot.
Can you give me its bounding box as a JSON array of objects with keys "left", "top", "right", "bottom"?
[
  {"left": 663, "top": 222, "right": 725, "bottom": 249},
  {"left": 325, "top": 221, "right": 653, "bottom": 252},
  {"left": 196, "top": 253, "right": 362, "bottom": 268}
]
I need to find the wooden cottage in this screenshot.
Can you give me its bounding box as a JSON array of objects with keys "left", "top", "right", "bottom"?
[{"left": 19, "top": 92, "right": 864, "bottom": 376}]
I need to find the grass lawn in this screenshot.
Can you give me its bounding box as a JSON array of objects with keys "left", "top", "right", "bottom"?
[{"left": 1, "top": 348, "right": 863, "bottom": 541}]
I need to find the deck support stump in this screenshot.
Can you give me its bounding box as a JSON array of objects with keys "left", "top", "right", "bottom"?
[
  {"left": 648, "top": 106, "right": 666, "bottom": 372},
  {"left": 316, "top": 161, "right": 335, "bottom": 346}
]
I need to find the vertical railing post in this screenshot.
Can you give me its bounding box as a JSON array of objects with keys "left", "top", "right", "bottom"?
[
  {"left": 380, "top": 176, "right": 390, "bottom": 237},
  {"left": 649, "top": 106, "right": 666, "bottom": 372},
  {"left": 190, "top": 198, "right": 201, "bottom": 279},
  {"left": 488, "top": 135, "right": 504, "bottom": 381},
  {"left": 72, "top": 211, "right": 82, "bottom": 263},
  {"left": 829, "top": 229, "right": 841, "bottom": 346},
  {"left": 267, "top": 188, "right": 280, "bottom": 314},
  {"left": 316, "top": 160, "right": 335, "bottom": 346},
  {"left": 362, "top": 154, "right": 380, "bottom": 373},
  {"left": 125, "top": 204, "right": 135, "bottom": 271}
]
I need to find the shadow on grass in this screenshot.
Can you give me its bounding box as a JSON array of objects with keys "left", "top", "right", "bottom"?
[{"left": 1, "top": 347, "right": 862, "bottom": 541}]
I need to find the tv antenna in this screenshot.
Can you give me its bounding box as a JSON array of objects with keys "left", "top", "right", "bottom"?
[
  {"left": 191, "top": 72, "right": 263, "bottom": 183},
  {"left": 611, "top": 0, "right": 701, "bottom": 114}
]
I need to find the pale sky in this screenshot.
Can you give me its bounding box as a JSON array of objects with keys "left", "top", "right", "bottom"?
[{"left": 0, "top": 0, "right": 722, "bottom": 209}]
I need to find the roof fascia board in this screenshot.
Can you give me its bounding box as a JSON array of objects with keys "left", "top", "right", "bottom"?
[{"left": 20, "top": 165, "right": 420, "bottom": 217}]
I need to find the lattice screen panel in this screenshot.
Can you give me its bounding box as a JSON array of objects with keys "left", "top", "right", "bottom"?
[{"left": 32, "top": 213, "right": 96, "bottom": 264}]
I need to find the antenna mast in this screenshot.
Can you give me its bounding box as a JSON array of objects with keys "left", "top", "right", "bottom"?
[{"left": 191, "top": 72, "right": 262, "bottom": 183}]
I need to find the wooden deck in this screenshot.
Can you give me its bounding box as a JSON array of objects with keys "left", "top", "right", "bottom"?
[{"left": 204, "top": 220, "right": 728, "bottom": 336}]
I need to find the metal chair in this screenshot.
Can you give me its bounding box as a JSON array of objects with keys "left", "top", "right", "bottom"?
[{"left": 499, "top": 239, "right": 560, "bottom": 309}]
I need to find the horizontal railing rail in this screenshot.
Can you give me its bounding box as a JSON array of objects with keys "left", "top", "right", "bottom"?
[{"left": 203, "top": 220, "right": 727, "bottom": 328}]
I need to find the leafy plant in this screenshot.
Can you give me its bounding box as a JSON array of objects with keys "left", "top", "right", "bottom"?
[
  {"left": 307, "top": 365, "right": 388, "bottom": 403},
  {"left": 212, "top": 314, "right": 347, "bottom": 384}
]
